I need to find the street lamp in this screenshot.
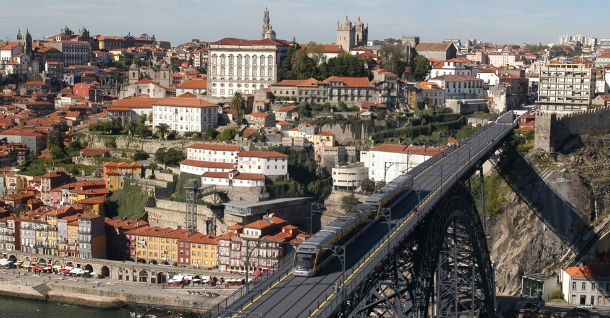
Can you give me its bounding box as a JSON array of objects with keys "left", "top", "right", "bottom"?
[{"left": 329, "top": 245, "right": 346, "bottom": 305}]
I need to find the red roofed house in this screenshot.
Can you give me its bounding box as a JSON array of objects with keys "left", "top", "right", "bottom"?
[
  {"left": 415, "top": 42, "right": 457, "bottom": 61},
  {"left": 245, "top": 112, "right": 275, "bottom": 127},
  {"left": 102, "top": 162, "right": 142, "bottom": 190},
  {"left": 0, "top": 127, "right": 47, "bottom": 155},
  {"left": 181, "top": 143, "right": 242, "bottom": 175},
  {"left": 560, "top": 263, "right": 610, "bottom": 306},
  {"left": 273, "top": 105, "right": 298, "bottom": 121},
  {"left": 176, "top": 79, "right": 207, "bottom": 96},
  {"left": 323, "top": 76, "right": 375, "bottom": 107},
  {"left": 364, "top": 144, "right": 446, "bottom": 182},
  {"left": 237, "top": 151, "right": 288, "bottom": 176}
]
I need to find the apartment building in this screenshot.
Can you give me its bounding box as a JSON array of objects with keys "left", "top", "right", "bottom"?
[
  {"left": 152, "top": 95, "right": 219, "bottom": 133},
  {"left": 362, "top": 144, "right": 445, "bottom": 182},
  {"left": 538, "top": 63, "right": 594, "bottom": 109},
  {"left": 561, "top": 264, "right": 610, "bottom": 306}
]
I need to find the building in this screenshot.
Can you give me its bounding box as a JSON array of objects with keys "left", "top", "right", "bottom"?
[
  {"left": 538, "top": 63, "right": 594, "bottom": 110},
  {"left": 560, "top": 264, "right": 610, "bottom": 306},
  {"left": 429, "top": 75, "right": 484, "bottom": 101},
  {"left": 0, "top": 128, "right": 46, "bottom": 155},
  {"left": 336, "top": 16, "right": 368, "bottom": 51},
  {"left": 176, "top": 79, "right": 207, "bottom": 96},
  {"left": 245, "top": 112, "right": 275, "bottom": 127},
  {"left": 429, "top": 58, "right": 477, "bottom": 78},
  {"left": 521, "top": 273, "right": 560, "bottom": 300},
  {"left": 237, "top": 151, "right": 288, "bottom": 176},
  {"left": 0, "top": 216, "right": 20, "bottom": 252},
  {"left": 107, "top": 97, "right": 159, "bottom": 126},
  {"left": 208, "top": 37, "right": 291, "bottom": 98},
  {"left": 40, "top": 171, "right": 71, "bottom": 206},
  {"left": 185, "top": 143, "right": 242, "bottom": 162},
  {"left": 488, "top": 52, "right": 520, "bottom": 67},
  {"left": 77, "top": 212, "right": 106, "bottom": 259},
  {"left": 325, "top": 76, "right": 375, "bottom": 107},
  {"left": 102, "top": 162, "right": 142, "bottom": 190},
  {"left": 270, "top": 78, "right": 328, "bottom": 105},
  {"left": 152, "top": 95, "right": 219, "bottom": 133},
  {"left": 105, "top": 218, "right": 148, "bottom": 261},
  {"left": 415, "top": 42, "right": 457, "bottom": 61},
  {"left": 332, "top": 162, "right": 368, "bottom": 191},
  {"left": 415, "top": 82, "right": 445, "bottom": 108},
  {"left": 44, "top": 41, "right": 91, "bottom": 66},
  {"left": 178, "top": 233, "right": 218, "bottom": 269},
  {"left": 273, "top": 105, "right": 298, "bottom": 121},
  {"left": 362, "top": 144, "right": 445, "bottom": 182},
  {"left": 125, "top": 226, "right": 191, "bottom": 264}
]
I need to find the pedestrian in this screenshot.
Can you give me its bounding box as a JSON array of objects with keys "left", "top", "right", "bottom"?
[{"left": 333, "top": 283, "right": 340, "bottom": 293}]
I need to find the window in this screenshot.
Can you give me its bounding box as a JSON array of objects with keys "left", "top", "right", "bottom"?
[{"left": 582, "top": 282, "right": 587, "bottom": 290}]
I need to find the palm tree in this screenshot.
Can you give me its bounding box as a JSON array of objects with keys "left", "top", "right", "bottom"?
[
  {"left": 230, "top": 92, "right": 246, "bottom": 125},
  {"left": 126, "top": 121, "right": 138, "bottom": 137},
  {"left": 156, "top": 123, "right": 170, "bottom": 139}
]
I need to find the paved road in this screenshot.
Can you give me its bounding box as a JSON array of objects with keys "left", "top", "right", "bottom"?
[{"left": 224, "top": 122, "right": 515, "bottom": 318}]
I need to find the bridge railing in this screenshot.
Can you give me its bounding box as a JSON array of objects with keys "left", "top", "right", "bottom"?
[
  {"left": 210, "top": 250, "right": 295, "bottom": 317},
  {"left": 312, "top": 122, "right": 516, "bottom": 317}
]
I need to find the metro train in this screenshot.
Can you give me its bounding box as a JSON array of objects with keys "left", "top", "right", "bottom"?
[{"left": 292, "top": 175, "right": 414, "bottom": 277}]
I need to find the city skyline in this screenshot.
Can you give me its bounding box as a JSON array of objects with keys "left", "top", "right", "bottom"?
[{"left": 0, "top": 0, "right": 609, "bottom": 46}]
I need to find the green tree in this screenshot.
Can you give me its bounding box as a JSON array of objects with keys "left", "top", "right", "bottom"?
[
  {"left": 133, "top": 150, "right": 149, "bottom": 161},
  {"left": 230, "top": 92, "right": 246, "bottom": 125},
  {"left": 378, "top": 42, "right": 407, "bottom": 76},
  {"left": 205, "top": 127, "right": 219, "bottom": 140},
  {"left": 156, "top": 123, "right": 170, "bottom": 139},
  {"left": 218, "top": 127, "right": 238, "bottom": 141},
  {"left": 126, "top": 121, "right": 138, "bottom": 137},
  {"left": 68, "top": 140, "right": 83, "bottom": 152},
  {"left": 104, "top": 137, "right": 117, "bottom": 149},
  {"left": 341, "top": 194, "right": 361, "bottom": 209},
  {"left": 411, "top": 55, "right": 432, "bottom": 81}
]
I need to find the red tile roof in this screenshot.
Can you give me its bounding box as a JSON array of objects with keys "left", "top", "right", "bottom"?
[
  {"left": 563, "top": 263, "right": 610, "bottom": 278},
  {"left": 108, "top": 97, "right": 161, "bottom": 110},
  {"left": 187, "top": 143, "right": 241, "bottom": 151},
  {"left": 238, "top": 151, "right": 288, "bottom": 158},
  {"left": 178, "top": 79, "right": 207, "bottom": 89},
  {"left": 371, "top": 144, "right": 446, "bottom": 156},
  {"left": 416, "top": 42, "right": 453, "bottom": 52},
  {"left": 179, "top": 159, "right": 235, "bottom": 169},
  {"left": 210, "top": 38, "right": 292, "bottom": 47},
  {"left": 324, "top": 76, "right": 372, "bottom": 87},
  {"left": 154, "top": 96, "right": 217, "bottom": 108}
]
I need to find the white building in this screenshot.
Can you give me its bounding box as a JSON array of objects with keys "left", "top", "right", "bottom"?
[
  {"left": 107, "top": 97, "right": 159, "bottom": 126},
  {"left": 332, "top": 162, "right": 368, "bottom": 191},
  {"left": 538, "top": 63, "right": 594, "bottom": 108},
  {"left": 363, "top": 144, "right": 445, "bottom": 183},
  {"left": 208, "top": 38, "right": 290, "bottom": 97},
  {"left": 476, "top": 71, "right": 500, "bottom": 86},
  {"left": 237, "top": 151, "right": 288, "bottom": 176},
  {"left": 152, "top": 95, "right": 219, "bottom": 133},
  {"left": 487, "top": 52, "right": 519, "bottom": 68},
  {"left": 201, "top": 171, "right": 265, "bottom": 188},
  {"left": 416, "top": 82, "right": 445, "bottom": 108},
  {"left": 179, "top": 159, "right": 235, "bottom": 176},
  {"left": 185, "top": 143, "right": 242, "bottom": 162},
  {"left": 560, "top": 264, "right": 610, "bottom": 307},
  {"left": 45, "top": 40, "right": 91, "bottom": 66},
  {"left": 429, "top": 75, "right": 484, "bottom": 101},
  {"left": 429, "top": 58, "right": 477, "bottom": 78},
  {"left": 176, "top": 79, "right": 207, "bottom": 96}
]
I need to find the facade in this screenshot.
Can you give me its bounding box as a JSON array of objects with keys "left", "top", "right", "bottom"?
[
  {"left": 270, "top": 78, "right": 329, "bottom": 105},
  {"left": 0, "top": 216, "right": 20, "bottom": 252},
  {"left": 488, "top": 52, "right": 520, "bottom": 67},
  {"left": 237, "top": 151, "right": 288, "bottom": 176},
  {"left": 363, "top": 144, "right": 445, "bottom": 182},
  {"left": 538, "top": 63, "right": 594, "bottom": 108},
  {"left": 107, "top": 97, "right": 159, "bottom": 126},
  {"left": 415, "top": 43, "right": 457, "bottom": 61},
  {"left": 102, "top": 162, "right": 142, "bottom": 190},
  {"left": 177, "top": 233, "right": 218, "bottom": 269},
  {"left": 126, "top": 226, "right": 191, "bottom": 264},
  {"left": 77, "top": 213, "right": 106, "bottom": 259},
  {"left": 325, "top": 76, "right": 375, "bottom": 107},
  {"left": 429, "top": 58, "right": 477, "bottom": 78},
  {"left": 0, "top": 128, "right": 46, "bottom": 155},
  {"left": 45, "top": 41, "right": 91, "bottom": 66},
  {"left": 208, "top": 38, "right": 291, "bottom": 98},
  {"left": 332, "top": 162, "right": 368, "bottom": 191},
  {"left": 560, "top": 264, "right": 610, "bottom": 306},
  {"left": 176, "top": 79, "right": 207, "bottom": 96},
  {"left": 416, "top": 82, "right": 445, "bottom": 108},
  {"left": 152, "top": 95, "right": 219, "bottom": 133},
  {"left": 185, "top": 143, "right": 242, "bottom": 162},
  {"left": 429, "top": 75, "right": 484, "bottom": 101},
  {"left": 179, "top": 159, "right": 235, "bottom": 176}
]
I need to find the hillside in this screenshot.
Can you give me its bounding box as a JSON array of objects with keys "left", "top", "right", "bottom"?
[{"left": 487, "top": 133, "right": 610, "bottom": 295}]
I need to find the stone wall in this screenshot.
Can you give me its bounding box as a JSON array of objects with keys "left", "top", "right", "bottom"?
[
  {"left": 86, "top": 134, "right": 193, "bottom": 154},
  {"left": 535, "top": 108, "right": 610, "bottom": 153},
  {"left": 146, "top": 199, "right": 227, "bottom": 234}
]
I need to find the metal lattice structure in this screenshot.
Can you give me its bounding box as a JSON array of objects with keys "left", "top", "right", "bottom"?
[
  {"left": 184, "top": 179, "right": 197, "bottom": 233},
  {"left": 346, "top": 183, "right": 495, "bottom": 318}
]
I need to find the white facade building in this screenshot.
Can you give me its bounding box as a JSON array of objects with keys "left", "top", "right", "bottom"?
[
  {"left": 237, "top": 151, "right": 288, "bottom": 176},
  {"left": 488, "top": 52, "right": 519, "bottom": 68},
  {"left": 152, "top": 96, "right": 219, "bottom": 133},
  {"left": 179, "top": 159, "right": 235, "bottom": 176},
  {"left": 186, "top": 143, "right": 242, "bottom": 162},
  {"left": 332, "top": 162, "right": 368, "bottom": 191},
  {"left": 429, "top": 75, "right": 484, "bottom": 100},
  {"left": 560, "top": 265, "right": 610, "bottom": 307},
  {"left": 201, "top": 171, "right": 265, "bottom": 188},
  {"left": 208, "top": 38, "right": 290, "bottom": 97},
  {"left": 476, "top": 71, "right": 500, "bottom": 86},
  {"left": 429, "top": 58, "right": 477, "bottom": 78},
  {"left": 538, "top": 63, "right": 594, "bottom": 108},
  {"left": 363, "top": 144, "right": 445, "bottom": 183}
]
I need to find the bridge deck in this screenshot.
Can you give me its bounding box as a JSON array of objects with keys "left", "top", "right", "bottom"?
[{"left": 219, "top": 117, "right": 516, "bottom": 318}]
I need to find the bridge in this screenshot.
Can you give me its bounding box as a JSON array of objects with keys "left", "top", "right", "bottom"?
[{"left": 210, "top": 112, "right": 519, "bottom": 318}]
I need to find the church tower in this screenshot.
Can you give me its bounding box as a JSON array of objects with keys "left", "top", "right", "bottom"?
[
  {"left": 336, "top": 16, "right": 355, "bottom": 51},
  {"left": 16, "top": 29, "right": 23, "bottom": 41},
  {"left": 129, "top": 63, "right": 139, "bottom": 85},
  {"left": 24, "top": 29, "right": 32, "bottom": 54},
  {"left": 261, "top": 7, "right": 276, "bottom": 40},
  {"left": 354, "top": 17, "right": 368, "bottom": 47}
]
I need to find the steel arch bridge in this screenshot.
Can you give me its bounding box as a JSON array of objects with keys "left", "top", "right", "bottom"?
[{"left": 346, "top": 183, "right": 495, "bottom": 318}]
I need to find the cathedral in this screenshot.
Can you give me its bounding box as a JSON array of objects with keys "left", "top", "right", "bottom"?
[
  {"left": 336, "top": 16, "right": 368, "bottom": 51},
  {"left": 261, "top": 7, "right": 277, "bottom": 40}
]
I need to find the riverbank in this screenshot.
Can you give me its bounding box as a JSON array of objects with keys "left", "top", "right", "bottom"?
[{"left": 0, "top": 268, "right": 237, "bottom": 313}]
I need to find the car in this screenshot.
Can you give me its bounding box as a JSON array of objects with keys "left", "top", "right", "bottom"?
[
  {"left": 584, "top": 303, "right": 594, "bottom": 309},
  {"left": 574, "top": 305, "right": 591, "bottom": 313}
]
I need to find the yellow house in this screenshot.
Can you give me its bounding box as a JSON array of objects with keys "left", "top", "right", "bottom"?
[
  {"left": 179, "top": 233, "right": 218, "bottom": 269},
  {"left": 103, "top": 162, "right": 142, "bottom": 190},
  {"left": 125, "top": 226, "right": 190, "bottom": 264}
]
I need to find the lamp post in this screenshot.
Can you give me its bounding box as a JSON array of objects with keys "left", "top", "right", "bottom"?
[
  {"left": 309, "top": 202, "right": 324, "bottom": 234},
  {"left": 329, "top": 245, "right": 346, "bottom": 306}
]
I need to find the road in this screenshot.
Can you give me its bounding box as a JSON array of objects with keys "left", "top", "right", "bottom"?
[{"left": 222, "top": 121, "right": 515, "bottom": 318}]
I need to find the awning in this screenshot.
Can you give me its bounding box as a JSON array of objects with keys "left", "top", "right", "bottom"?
[
  {"left": 184, "top": 275, "right": 193, "bottom": 281},
  {"left": 43, "top": 266, "right": 52, "bottom": 270},
  {"left": 172, "top": 275, "right": 183, "bottom": 281}
]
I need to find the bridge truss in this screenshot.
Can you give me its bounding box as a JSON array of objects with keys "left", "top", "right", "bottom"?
[{"left": 345, "top": 183, "right": 495, "bottom": 318}]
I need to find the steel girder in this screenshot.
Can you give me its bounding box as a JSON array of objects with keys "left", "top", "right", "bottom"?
[{"left": 347, "top": 183, "right": 495, "bottom": 318}]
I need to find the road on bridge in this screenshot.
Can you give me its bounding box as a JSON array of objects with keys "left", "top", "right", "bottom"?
[{"left": 221, "top": 120, "right": 516, "bottom": 318}]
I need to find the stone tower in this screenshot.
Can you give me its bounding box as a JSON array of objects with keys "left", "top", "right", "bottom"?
[
  {"left": 158, "top": 63, "right": 171, "bottom": 88},
  {"left": 16, "top": 29, "right": 23, "bottom": 41},
  {"left": 128, "top": 63, "right": 139, "bottom": 85},
  {"left": 24, "top": 29, "right": 32, "bottom": 54},
  {"left": 354, "top": 17, "right": 368, "bottom": 47},
  {"left": 261, "top": 7, "right": 276, "bottom": 40},
  {"left": 336, "top": 16, "right": 354, "bottom": 51}
]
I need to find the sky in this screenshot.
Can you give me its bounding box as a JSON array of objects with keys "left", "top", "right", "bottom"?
[{"left": 1, "top": 0, "right": 609, "bottom": 46}]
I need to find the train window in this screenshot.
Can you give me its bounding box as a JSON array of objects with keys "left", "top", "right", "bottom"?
[{"left": 294, "top": 253, "right": 315, "bottom": 270}]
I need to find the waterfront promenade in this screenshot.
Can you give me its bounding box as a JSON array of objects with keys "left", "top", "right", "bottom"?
[{"left": 0, "top": 267, "right": 240, "bottom": 313}]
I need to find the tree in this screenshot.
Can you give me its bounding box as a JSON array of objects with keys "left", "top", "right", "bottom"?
[
  {"left": 147, "top": 113, "right": 153, "bottom": 125},
  {"left": 155, "top": 147, "right": 185, "bottom": 166},
  {"left": 104, "top": 137, "right": 117, "bottom": 149},
  {"left": 341, "top": 194, "right": 361, "bottom": 209},
  {"left": 230, "top": 92, "right": 246, "bottom": 125},
  {"left": 68, "top": 140, "right": 83, "bottom": 152},
  {"left": 411, "top": 55, "right": 432, "bottom": 81},
  {"left": 156, "top": 123, "right": 170, "bottom": 139},
  {"left": 378, "top": 42, "right": 407, "bottom": 76},
  {"left": 218, "top": 127, "right": 238, "bottom": 141},
  {"left": 126, "top": 121, "right": 138, "bottom": 137},
  {"left": 133, "top": 150, "right": 149, "bottom": 161},
  {"left": 205, "top": 128, "right": 219, "bottom": 140}
]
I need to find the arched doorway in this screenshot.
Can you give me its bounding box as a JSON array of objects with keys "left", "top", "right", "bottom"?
[
  {"left": 101, "top": 266, "right": 110, "bottom": 278},
  {"left": 157, "top": 272, "right": 167, "bottom": 284},
  {"left": 37, "top": 258, "right": 47, "bottom": 265},
  {"left": 84, "top": 264, "right": 93, "bottom": 272},
  {"left": 139, "top": 270, "right": 148, "bottom": 283},
  {"left": 8, "top": 255, "right": 17, "bottom": 263}
]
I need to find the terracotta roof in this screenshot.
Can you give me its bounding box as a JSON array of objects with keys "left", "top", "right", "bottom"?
[
  {"left": 371, "top": 144, "right": 446, "bottom": 156},
  {"left": 76, "top": 196, "right": 107, "bottom": 205},
  {"left": 180, "top": 232, "right": 218, "bottom": 245},
  {"left": 154, "top": 96, "right": 217, "bottom": 108},
  {"left": 431, "top": 75, "right": 482, "bottom": 82},
  {"left": 81, "top": 147, "right": 109, "bottom": 157},
  {"left": 233, "top": 172, "right": 265, "bottom": 180},
  {"left": 418, "top": 82, "right": 443, "bottom": 90},
  {"left": 179, "top": 159, "right": 235, "bottom": 169},
  {"left": 245, "top": 216, "right": 287, "bottom": 230},
  {"left": 320, "top": 44, "right": 342, "bottom": 53},
  {"left": 248, "top": 112, "right": 271, "bottom": 118},
  {"left": 323, "top": 76, "right": 372, "bottom": 87},
  {"left": 108, "top": 97, "right": 160, "bottom": 110},
  {"left": 563, "top": 263, "right": 610, "bottom": 278},
  {"left": 275, "top": 105, "right": 298, "bottom": 113},
  {"left": 241, "top": 128, "right": 259, "bottom": 139},
  {"left": 187, "top": 143, "right": 241, "bottom": 151},
  {"left": 238, "top": 151, "right": 288, "bottom": 158},
  {"left": 210, "top": 37, "right": 292, "bottom": 47},
  {"left": 105, "top": 218, "right": 148, "bottom": 230},
  {"left": 178, "top": 79, "right": 207, "bottom": 89},
  {"left": 416, "top": 43, "right": 453, "bottom": 52}
]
